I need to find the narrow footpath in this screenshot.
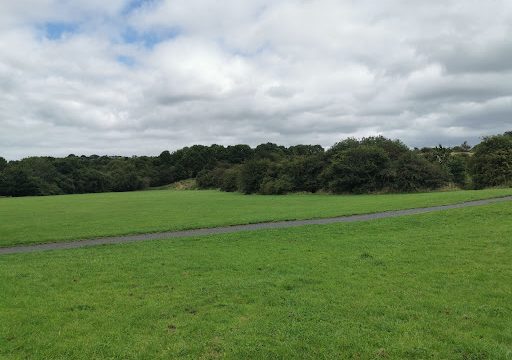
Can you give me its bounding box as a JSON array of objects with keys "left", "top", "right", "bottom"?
[{"left": 1, "top": 196, "right": 511, "bottom": 255}]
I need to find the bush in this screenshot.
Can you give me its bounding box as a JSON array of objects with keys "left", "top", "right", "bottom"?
[
  {"left": 196, "top": 169, "right": 219, "bottom": 189},
  {"left": 74, "top": 168, "right": 111, "bottom": 193},
  {"left": 111, "top": 171, "right": 144, "bottom": 192},
  {"left": 328, "top": 136, "right": 408, "bottom": 160},
  {"left": 284, "top": 155, "right": 325, "bottom": 193},
  {"left": 196, "top": 166, "right": 229, "bottom": 189},
  {"left": 219, "top": 167, "right": 241, "bottom": 192},
  {"left": 259, "top": 175, "right": 294, "bottom": 195},
  {"left": 470, "top": 133, "right": 512, "bottom": 188},
  {"left": 0, "top": 168, "right": 42, "bottom": 197},
  {"left": 447, "top": 155, "right": 468, "bottom": 187},
  {"left": 323, "top": 146, "right": 391, "bottom": 193},
  {"left": 238, "top": 159, "right": 271, "bottom": 194},
  {"left": 391, "top": 153, "right": 448, "bottom": 192}
]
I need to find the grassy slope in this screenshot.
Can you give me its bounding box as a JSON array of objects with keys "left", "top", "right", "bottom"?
[
  {"left": 1, "top": 188, "right": 512, "bottom": 247},
  {"left": 1, "top": 202, "right": 511, "bottom": 359}
]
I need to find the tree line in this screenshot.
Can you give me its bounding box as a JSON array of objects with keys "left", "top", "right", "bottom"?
[{"left": 0, "top": 131, "right": 511, "bottom": 197}]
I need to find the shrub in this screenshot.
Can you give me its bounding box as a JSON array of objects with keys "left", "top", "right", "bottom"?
[
  {"left": 470, "top": 133, "right": 512, "bottom": 188},
  {"left": 447, "top": 155, "right": 468, "bottom": 187},
  {"left": 196, "top": 166, "right": 230, "bottom": 189},
  {"left": 196, "top": 169, "right": 220, "bottom": 189},
  {"left": 323, "top": 146, "right": 391, "bottom": 193},
  {"left": 284, "top": 155, "right": 325, "bottom": 193},
  {"left": 0, "top": 168, "right": 42, "bottom": 197},
  {"left": 259, "top": 175, "right": 294, "bottom": 195},
  {"left": 328, "top": 136, "right": 408, "bottom": 160},
  {"left": 238, "top": 159, "right": 271, "bottom": 194},
  {"left": 391, "top": 153, "right": 448, "bottom": 192},
  {"left": 219, "top": 167, "right": 241, "bottom": 192}
]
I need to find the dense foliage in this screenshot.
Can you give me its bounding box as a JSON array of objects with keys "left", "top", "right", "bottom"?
[
  {"left": 1, "top": 132, "right": 510, "bottom": 197},
  {"left": 469, "top": 132, "right": 512, "bottom": 188}
]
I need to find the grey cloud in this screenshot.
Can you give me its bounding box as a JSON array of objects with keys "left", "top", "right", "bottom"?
[
  {"left": 438, "top": 42, "right": 512, "bottom": 75},
  {"left": 407, "top": 77, "right": 512, "bottom": 103},
  {"left": 1, "top": 0, "right": 512, "bottom": 160},
  {"left": 449, "top": 98, "right": 512, "bottom": 129},
  {"left": 265, "top": 85, "right": 297, "bottom": 98}
]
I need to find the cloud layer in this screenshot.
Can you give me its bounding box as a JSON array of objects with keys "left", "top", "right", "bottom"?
[{"left": 1, "top": 0, "right": 511, "bottom": 159}]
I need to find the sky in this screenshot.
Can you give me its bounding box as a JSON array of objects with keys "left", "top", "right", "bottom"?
[{"left": 0, "top": 0, "right": 511, "bottom": 160}]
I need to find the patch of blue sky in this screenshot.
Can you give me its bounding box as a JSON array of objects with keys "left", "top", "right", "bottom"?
[
  {"left": 123, "top": 0, "right": 155, "bottom": 14},
  {"left": 44, "top": 22, "right": 79, "bottom": 40},
  {"left": 121, "top": 26, "right": 180, "bottom": 48},
  {"left": 116, "top": 55, "right": 136, "bottom": 67}
]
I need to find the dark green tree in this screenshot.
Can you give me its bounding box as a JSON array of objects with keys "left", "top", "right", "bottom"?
[
  {"left": 219, "top": 166, "right": 241, "bottom": 192},
  {"left": 0, "top": 167, "right": 41, "bottom": 196},
  {"left": 391, "top": 153, "right": 448, "bottom": 192},
  {"left": 470, "top": 133, "right": 512, "bottom": 188},
  {"left": 158, "top": 150, "right": 173, "bottom": 164},
  {"left": 238, "top": 159, "right": 271, "bottom": 194},
  {"left": 74, "top": 168, "right": 111, "bottom": 193},
  {"left": 282, "top": 155, "right": 325, "bottom": 192},
  {"left": 254, "top": 143, "right": 287, "bottom": 160},
  {"left": 288, "top": 145, "right": 324, "bottom": 156},
  {"left": 260, "top": 174, "right": 294, "bottom": 195},
  {"left": 323, "top": 146, "right": 391, "bottom": 194},
  {"left": 225, "top": 145, "right": 253, "bottom": 164},
  {"left": 0, "top": 156, "right": 7, "bottom": 172}
]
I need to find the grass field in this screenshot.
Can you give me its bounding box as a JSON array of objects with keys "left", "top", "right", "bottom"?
[
  {"left": 1, "top": 188, "right": 512, "bottom": 247},
  {"left": 1, "top": 202, "right": 511, "bottom": 359}
]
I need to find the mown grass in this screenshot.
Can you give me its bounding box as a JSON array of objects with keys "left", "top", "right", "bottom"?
[
  {"left": 1, "top": 188, "right": 512, "bottom": 247},
  {"left": 1, "top": 202, "right": 511, "bottom": 359}
]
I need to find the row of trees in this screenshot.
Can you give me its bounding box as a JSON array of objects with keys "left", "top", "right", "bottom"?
[
  {"left": 196, "top": 137, "right": 463, "bottom": 194},
  {"left": 1, "top": 132, "right": 511, "bottom": 197}
]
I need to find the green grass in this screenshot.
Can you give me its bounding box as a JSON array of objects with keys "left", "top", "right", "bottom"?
[
  {"left": 1, "top": 188, "right": 512, "bottom": 247},
  {"left": 1, "top": 202, "right": 511, "bottom": 359}
]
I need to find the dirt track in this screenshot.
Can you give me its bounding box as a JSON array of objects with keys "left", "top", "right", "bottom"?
[{"left": 1, "top": 196, "right": 511, "bottom": 255}]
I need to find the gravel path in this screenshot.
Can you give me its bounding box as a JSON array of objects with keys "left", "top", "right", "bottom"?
[{"left": 1, "top": 196, "right": 511, "bottom": 255}]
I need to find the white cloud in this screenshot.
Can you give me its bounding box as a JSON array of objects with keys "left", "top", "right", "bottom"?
[{"left": 0, "top": 0, "right": 511, "bottom": 159}]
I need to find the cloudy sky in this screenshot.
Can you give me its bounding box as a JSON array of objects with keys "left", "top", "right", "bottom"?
[{"left": 1, "top": 0, "right": 511, "bottom": 159}]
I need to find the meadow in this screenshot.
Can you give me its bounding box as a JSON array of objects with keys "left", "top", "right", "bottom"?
[
  {"left": 1, "top": 202, "right": 511, "bottom": 359},
  {"left": 1, "top": 188, "right": 512, "bottom": 247}
]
